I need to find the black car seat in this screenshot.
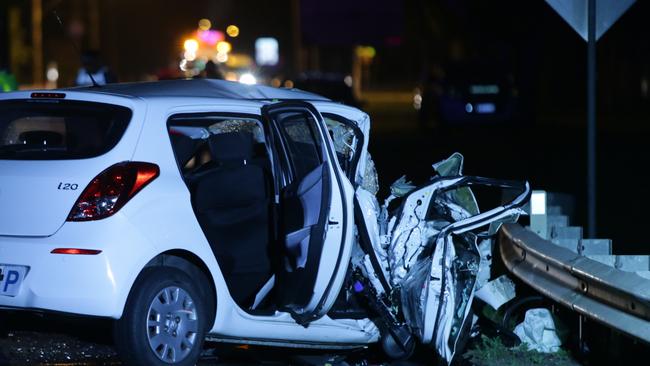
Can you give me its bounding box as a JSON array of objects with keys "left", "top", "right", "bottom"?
[
  {"left": 192, "top": 132, "right": 272, "bottom": 308},
  {"left": 169, "top": 131, "right": 199, "bottom": 170}
]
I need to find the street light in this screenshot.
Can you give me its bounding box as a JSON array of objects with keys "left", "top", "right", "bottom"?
[
  {"left": 226, "top": 25, "right": 239, "bottom": 37},
  {"left": 198, "top": 18, "right": 211, "bottom": 31},
  {"left": 184, "top": 39, "right": 199, "bottom": 53},
  {"left": 216, "top": 41, "right": 232, "bottom": 54}
]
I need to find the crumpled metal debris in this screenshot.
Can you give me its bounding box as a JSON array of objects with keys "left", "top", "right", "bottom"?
[
  {"left": 514, "top": 308, "right": 562, "bottom": 353},
  {"left": 389, "top": 176, "right": 416, "bottom": 198},
  {"left": 350, "top": 152, "right": 528, "bottom": 364},
  {"left": 432, "top": 152, "right": 479, "bottom": 217},
  {"left": 386, "top": 153, "right": 479, "bottom": 286},
  {"left": 475, "top": 238, "right": 493, "bottom": 290},
  {"left": 475, "top": 275, "right": 516, "bottom": 310}
]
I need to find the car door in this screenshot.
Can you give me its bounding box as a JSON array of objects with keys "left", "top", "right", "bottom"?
[{"left": 262, "top": 101, "right": 353, "bottom": 325}]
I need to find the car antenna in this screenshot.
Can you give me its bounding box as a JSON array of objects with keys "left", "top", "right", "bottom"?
[{"left": 52, "top": 9, "right": 99, "bottom": 88}]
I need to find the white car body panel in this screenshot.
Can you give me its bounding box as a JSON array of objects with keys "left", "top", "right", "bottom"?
[
  {"left": 0, "top": 93, "right": 146, "bottom": 237},
  {"left": 0, "top": 89, "right": 369, "bottom": 344}
]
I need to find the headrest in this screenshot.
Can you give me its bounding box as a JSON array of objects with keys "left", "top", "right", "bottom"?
[{"left": 208, "top": 131, "right": 255, "bottom": 163}]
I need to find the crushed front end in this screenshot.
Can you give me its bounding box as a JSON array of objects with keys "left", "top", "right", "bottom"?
[{"left": 351, "top": 153, "right": 530, "bottom": 363}]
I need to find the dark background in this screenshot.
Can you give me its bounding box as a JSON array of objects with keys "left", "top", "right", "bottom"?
[{"left": 2, "top": 0, "right": 650, "bottom": 252}]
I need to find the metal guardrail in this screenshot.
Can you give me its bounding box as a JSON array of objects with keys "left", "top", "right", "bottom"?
[{"left": 499, "top": 223, "right": 650, "bottom": 343}]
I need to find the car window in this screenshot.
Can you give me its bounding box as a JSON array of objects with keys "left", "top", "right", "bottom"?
[
  {"left": 323, "top": 115, "right": 362, "bottom": 178},
  {"left": 275, "top": 111, "right": 323, "bottom": 181},
  {"left": 0, "top": 100, "right": 131, "bottom": 160},
  {"left": 168, "top": 116, "right": 266, "bottom": 174}
]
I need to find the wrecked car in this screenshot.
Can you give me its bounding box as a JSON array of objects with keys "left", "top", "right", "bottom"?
[{"left": 0, "top": 79, "right": 529, "bottom": 365}]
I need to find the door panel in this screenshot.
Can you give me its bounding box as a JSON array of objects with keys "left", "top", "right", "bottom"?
[
  {"left": 262, "top": 102, "right": 351, "bottom": 324},
  {"left": 283, "top": 163, "right": 326, "bottom": 270}
]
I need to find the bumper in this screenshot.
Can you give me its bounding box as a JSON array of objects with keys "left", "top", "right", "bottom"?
[{"left": 0, "top": 214, "right": 155, "bottom": 319}]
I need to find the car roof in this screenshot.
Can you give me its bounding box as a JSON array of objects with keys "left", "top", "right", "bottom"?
[{"left": 66, "top": 79, "right": 331, "bottom": 101}]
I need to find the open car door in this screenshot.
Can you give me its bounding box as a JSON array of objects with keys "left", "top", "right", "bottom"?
[{"left": 262, "top": 102, "right": 354, "bottom": 325}]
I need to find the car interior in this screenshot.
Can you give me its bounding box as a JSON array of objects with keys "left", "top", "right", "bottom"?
[
  {"left": 168, "top": 113, "right": 355, "bottom": 318},
  {"left": 169, "top": 118, "right": 275, "bottom": 311}
]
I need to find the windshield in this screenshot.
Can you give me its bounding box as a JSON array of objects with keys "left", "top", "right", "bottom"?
[{"left": 0, "top": 100, "right": 131, "bottom": 160}]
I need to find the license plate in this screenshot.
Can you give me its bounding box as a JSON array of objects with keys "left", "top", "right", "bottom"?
[{"left": 0, "top": 264, "right": 28, "bottom": 297}]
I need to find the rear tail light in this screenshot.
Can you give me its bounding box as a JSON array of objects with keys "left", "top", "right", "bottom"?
[{"left": 67, "top": 162, "right": 160, "bottom": 221}]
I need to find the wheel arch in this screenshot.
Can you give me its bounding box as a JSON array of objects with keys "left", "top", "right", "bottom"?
[{"left": 142, "top": 249, "right": 217, "bottom": 327}]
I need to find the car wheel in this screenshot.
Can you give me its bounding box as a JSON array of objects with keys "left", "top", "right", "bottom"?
[{"left": 114, "top": 266, "right": 211, "bottom": 366}]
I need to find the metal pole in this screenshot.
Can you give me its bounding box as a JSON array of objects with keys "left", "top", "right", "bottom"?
[
  {"left": 587, "top": 0, "right": 597, "bottom": 238},
  {"left": 31, "top": 0, "right": 43, "bottom": 86},
  {"left": 291, "top": 0, "right": 303, "bottom": 74}
]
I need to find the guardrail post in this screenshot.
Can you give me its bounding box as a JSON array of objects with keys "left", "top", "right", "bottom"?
[{"left": 530, "top": 190, "right": 548, "bottom": 239}]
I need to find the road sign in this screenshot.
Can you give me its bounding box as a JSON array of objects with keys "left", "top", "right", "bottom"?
[
  {"left": 545, "top": 0, "right": 635, "bottom": 238},
  {"left": 545, "top": 0, "right": 635, "bottom": 41}
]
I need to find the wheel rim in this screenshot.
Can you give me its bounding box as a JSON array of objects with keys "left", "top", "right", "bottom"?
[{"left": 146, "top": 286, "right": 199, "bottom": 363}]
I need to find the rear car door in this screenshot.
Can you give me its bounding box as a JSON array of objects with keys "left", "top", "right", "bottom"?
[{"left": 262, "top": 101, "right": 353, "bottom": 324}]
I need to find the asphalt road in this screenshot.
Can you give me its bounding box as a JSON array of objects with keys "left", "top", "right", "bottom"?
[{"left": 0, "top": 312, "right": 409, "bottom": 366}]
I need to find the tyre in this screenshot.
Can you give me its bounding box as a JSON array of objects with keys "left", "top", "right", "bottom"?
[
  {"left": 381, "top": 330, "right": 416, "bottom": 361},
  {"left": 114, "top": 266, "right": 212, "bottom": 366}
]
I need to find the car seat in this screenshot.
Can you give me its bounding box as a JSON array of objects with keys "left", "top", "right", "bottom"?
[{"left": 192, "top": 132, "right": 272, "bottom": 307}]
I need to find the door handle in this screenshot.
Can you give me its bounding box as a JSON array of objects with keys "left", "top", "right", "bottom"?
[{"left": 328, "top": 220, "right": 339, "bottom": 225}]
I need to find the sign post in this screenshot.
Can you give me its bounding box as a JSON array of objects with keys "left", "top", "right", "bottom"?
[
  {"left": 587, "top": 0, "right": 596, "bottom": 239},
  {"left": 545, "top": 0, "right": 635, "bottom": 238}
]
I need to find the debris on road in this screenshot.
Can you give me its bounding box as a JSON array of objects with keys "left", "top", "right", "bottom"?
[
  {"left": 475, "top": 275, "right": 517, "bottom": 311},
  {"left": 513, "top": 308, "right": 562, "bottom": 353},
  {"left": 0, "top": 331, "right": 118, "bottom": 365}
]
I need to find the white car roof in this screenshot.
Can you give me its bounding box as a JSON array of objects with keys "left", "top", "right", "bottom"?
[{"left": 66, "top": 79, "right": 331, "bottom": 101}]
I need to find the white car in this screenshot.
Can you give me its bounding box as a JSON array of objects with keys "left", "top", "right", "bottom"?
[{"left": 0, "top": 79, "right": 529, "bottom": 366}]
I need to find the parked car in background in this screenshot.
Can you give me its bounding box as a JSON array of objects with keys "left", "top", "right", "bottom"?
[
  {"left": 417, "top": 60, "right": 520, "bottom": 127},
  {"left": 290, "top": 71, "right": 362, "bottom": 108},
  {"left": 0, "top": 79, "right": 528, "bottom": 366}
]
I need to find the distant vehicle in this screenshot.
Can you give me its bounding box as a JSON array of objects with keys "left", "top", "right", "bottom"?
[
  {"left": 417, "top": 60, "right": 519, "bottom": 126},
  {"left": 0, "top": 79, "right": 528, "bottom": 366}
]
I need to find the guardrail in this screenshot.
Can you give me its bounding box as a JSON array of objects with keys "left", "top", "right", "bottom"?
[{"left": 499, "top": 223, "right": 650, "bottom": 343}]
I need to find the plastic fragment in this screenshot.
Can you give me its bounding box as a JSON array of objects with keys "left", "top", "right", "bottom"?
[
  {"left": 475, "top": 275, "right": 516, "bottom": 310},
  {"left": 514, "top": 308, "right": 562, "bottom": 353}
]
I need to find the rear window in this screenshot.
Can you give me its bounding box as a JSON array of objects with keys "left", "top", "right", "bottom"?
[{"left": 0, "top": 100, "right": 131, "bottom": 160}]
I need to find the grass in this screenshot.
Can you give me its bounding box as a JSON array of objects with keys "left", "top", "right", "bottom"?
[{"left": 464, "top": 335, "right": 580, "bottom": 366}]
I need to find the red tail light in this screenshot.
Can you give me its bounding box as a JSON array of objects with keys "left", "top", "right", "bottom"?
[{"left": 67, "top": 162, "right": 160, "bottom": 221}]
